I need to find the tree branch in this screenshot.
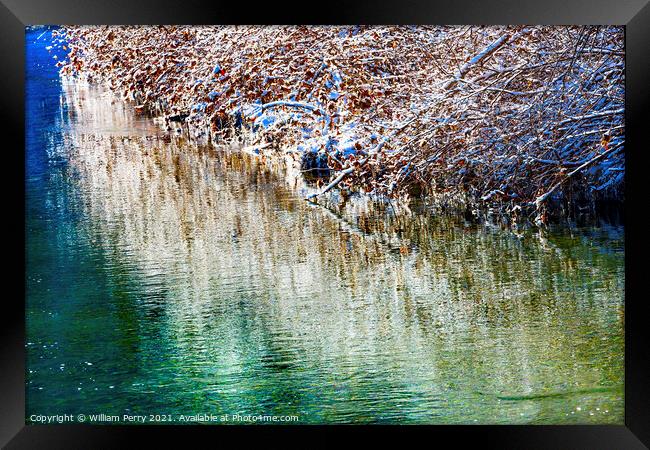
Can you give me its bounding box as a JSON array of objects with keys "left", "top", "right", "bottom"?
[{"left": 534, "top": 144, "right": 623, "bottom": 207}]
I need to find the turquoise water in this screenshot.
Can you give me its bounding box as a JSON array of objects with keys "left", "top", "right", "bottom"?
[{"left": 25, "top": 27, "right": 624, "bottom": 424}]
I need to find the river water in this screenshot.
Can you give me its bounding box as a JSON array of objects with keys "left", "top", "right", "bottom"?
[{"left": 26, "top": 27, "right": 624, "bottom": 424}]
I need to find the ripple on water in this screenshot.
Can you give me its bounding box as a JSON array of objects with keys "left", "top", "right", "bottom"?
[{"left": 26, "top": 30, "right": 624, "bottom": 424}]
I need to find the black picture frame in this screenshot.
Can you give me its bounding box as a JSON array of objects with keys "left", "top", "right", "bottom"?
[{"left": 2, "top": 1, "right": 648, "bottom": 448}]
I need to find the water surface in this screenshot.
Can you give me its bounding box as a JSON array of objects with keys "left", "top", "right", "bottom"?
[{"left": 26, "top": 27, "right": 624, "bottom": 424}]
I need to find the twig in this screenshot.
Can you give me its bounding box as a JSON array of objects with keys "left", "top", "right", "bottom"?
[{"left": 534, "top": 144, "right": 622, "bottom": 207}]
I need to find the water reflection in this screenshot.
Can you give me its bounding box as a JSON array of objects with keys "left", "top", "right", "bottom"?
[{"left": 27, "top": 80, "right": 624, "bottom": 424}]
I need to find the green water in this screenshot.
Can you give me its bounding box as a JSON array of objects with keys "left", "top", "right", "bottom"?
[{"left": 26, "top": 46, "right": 624, "bottom": 425}]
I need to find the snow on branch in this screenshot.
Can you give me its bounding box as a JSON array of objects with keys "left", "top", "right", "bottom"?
[
  {"left": 443, "top": 30, "right": 526, "bottom": 90},
  {"left": 58, "top": 25, "right": 625, "bottom": 222}
]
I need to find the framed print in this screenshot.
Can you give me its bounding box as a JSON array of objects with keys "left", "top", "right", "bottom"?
[{"left": 1, "top": 0, "right": 649, "bottom": 447}]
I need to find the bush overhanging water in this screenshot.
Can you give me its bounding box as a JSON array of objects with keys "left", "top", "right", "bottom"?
[{"left": 55, "top": 25, "right": 625, "bottom": 224}]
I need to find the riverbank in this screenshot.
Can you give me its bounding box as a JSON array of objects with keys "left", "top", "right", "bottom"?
[{"left": 54, "top": 26, "right": 625, "bottom": 225}]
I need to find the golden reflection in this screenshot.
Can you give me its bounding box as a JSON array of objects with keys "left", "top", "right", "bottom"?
[{"left": 55, "top": 81, "right": 624, "bottom": 423}]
